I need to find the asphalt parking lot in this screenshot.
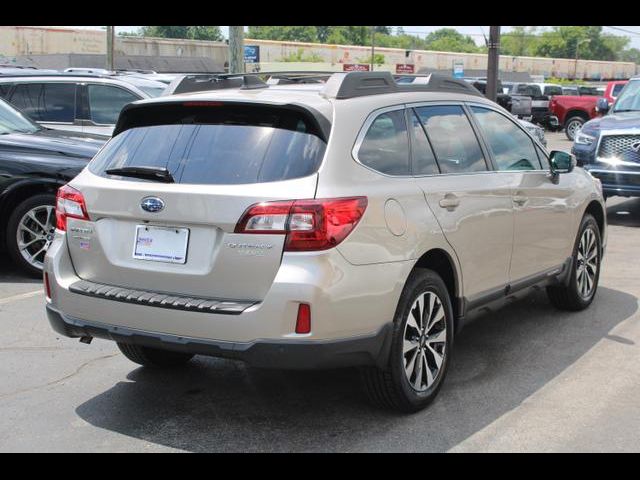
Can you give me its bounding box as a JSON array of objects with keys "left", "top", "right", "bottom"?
[{"left": 1, "top": 131, "right": 639, "bottom": 452}]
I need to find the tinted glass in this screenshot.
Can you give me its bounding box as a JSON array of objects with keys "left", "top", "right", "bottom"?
[
  {"left": 470, "top": 106, "right": 542, "bottom": 171},
  {"left": 536, "top": 144, "right": 549, "bottom": 169},
  {"left": 613, "top": 83, "right": 625, "bottom": 97},
  {"left": 0, "top": 84, "right": 10, "bottom": 98},
  {"left": 10, "top": 83, "right": 76, "bottom": 122},
  {"left": 358, "top": 109, "right": 410, "bottom": 175},
  {"left": 410, "top": 110, "right": 439, "bottom": 175},
  {"left": 0, "top": 98, "right": 40, "bottom": 134},
  {"left": 544, "top": 85, "right": 563, "bottom": 96},
  {"left": 414, "top": 105, "right": 487, "bottom": 174},
  {"left": 88, "top": 84, "right": 140, "bottom": 124},
  {"left": 613, "top": 80, "right": 640, "bottom": 112},
  {"left": 89, "top": 122, "right": 326, "bottom": 185}
]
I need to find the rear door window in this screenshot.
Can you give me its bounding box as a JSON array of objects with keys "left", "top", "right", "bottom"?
[
  {"left": 414, "top": 105, "right": 487, "bottom": 174},
  {"left": 88, "top": 84, "right": 140, "bottom": 124},
  {"left": 9, "top": 82, "right": 76, "bottom": 122},
  {"left": 89, "top": 106, "right": 327, "bottom": 185},
  {"left": 357, "top": 109, "right": 410, "bottom": 175}
]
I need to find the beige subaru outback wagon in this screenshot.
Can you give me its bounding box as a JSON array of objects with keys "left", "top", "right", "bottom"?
[{"left": 44, "top": 72, "right": 606, "bottom": 412}]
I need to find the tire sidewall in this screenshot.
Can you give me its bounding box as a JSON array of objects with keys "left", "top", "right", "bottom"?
[
  {"left": 389, "top": 270, "right": 454, "bottom": 410},
  {"left": 6, "top": 193, "right": 56, "bottom": 277}
]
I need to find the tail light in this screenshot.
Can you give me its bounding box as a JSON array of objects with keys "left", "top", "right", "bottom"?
[
  {"left": 235, "top": 197, "right": 367, "bottom": 251},
  {"left": 56, "top": 185, "right": 89, "bottom": 231}
]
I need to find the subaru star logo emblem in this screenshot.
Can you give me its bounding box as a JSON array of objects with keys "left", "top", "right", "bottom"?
[
  {"left": 140, "top": 197, "right": 165, "bottom": 213},
  {"left": 631, "top": 141, "right": 640, "bottom": 153}
]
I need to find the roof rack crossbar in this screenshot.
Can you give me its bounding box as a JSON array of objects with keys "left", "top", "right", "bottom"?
[{"left": 320, "top": 71, "right": 483, "bottom": 99}]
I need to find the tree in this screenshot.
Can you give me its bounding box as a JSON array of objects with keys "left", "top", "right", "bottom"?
[
  {"left": 422, "top": 28, "right": 482, "bottom": 53},
  {"left": 619, "top": 47, "right": 640, "bottom": 64},
  {"left": 248, "top": 26, "right": 318, "bottom": 43},
  {"left": 533, "top": 26, "right": 629, "bottom": 61},
  {"left": 140, "top": 26, "right": 223, "bottom": 41},
  {"left": 501, "top": 26, "right": 539, "bottom": 56}
]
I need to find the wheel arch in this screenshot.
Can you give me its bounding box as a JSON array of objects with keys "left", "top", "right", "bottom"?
[
  {"left": 0, "top": 180, "right": 61, "bottom": 239},
  {"left": 584, "top": 199, "right": 606, "bottom": 239},
  {"left": 411, "top": 248, "right": 463, "bottom": 329},
  {"left": 564, "top": 109, "right": 590, "bottom": 125}
]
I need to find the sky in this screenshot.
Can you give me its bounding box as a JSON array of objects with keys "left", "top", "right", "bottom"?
[{"left": 50, "top": 26, "right": 640, "bottom": 49}]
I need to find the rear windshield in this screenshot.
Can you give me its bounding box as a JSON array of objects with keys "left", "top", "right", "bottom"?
[
  {"left": 88, "top": 106, "right": 327, "bottom": 185},
  {"left": 544, "top": 85, "right": 563, "bottom": 96}
]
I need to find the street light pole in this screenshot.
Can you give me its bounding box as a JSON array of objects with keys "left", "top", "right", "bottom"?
[{"left": 106, "top": 26, "right": 115, "bottom": 71}]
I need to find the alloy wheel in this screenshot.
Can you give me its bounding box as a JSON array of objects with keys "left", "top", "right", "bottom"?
[
  {"left": 402, "top": 291, "right": 447, "bottom": 392},
  {"left": 576, "top": 227, "right": 599, "bottom": 299},
  {"left": 16, "top": 205, "right": 56, "bottom": 271}
]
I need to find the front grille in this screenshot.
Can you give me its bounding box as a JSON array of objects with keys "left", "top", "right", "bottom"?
[
  {"left": 69, "top": 280, "right": 256, "bottom": 315},
  {"left": 598, "top": 134, "right": 640, "bottom": 163}
]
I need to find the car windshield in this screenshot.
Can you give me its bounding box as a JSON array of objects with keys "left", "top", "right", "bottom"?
[
  {"left": 613, "top": 80, "right": 640, "bottom": 112},
  {"left": 0, "top": 98, "right": 40, "bottom": 135}
]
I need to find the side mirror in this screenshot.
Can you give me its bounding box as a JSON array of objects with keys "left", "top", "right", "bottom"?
[
  {"left": 596, "top": 97, "right": 610, "bottom": 114},
  {"left": 549, "top": 150, "right": 577, "bottom": 175}
]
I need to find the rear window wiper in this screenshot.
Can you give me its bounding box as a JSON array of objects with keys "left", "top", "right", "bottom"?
[{"left": 105, "top": 166, "right": 175, "bottom": 183}]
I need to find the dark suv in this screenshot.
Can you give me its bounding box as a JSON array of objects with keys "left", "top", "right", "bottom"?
[{"left": 572, "top": 76, "right": 640, "bottom": 199}]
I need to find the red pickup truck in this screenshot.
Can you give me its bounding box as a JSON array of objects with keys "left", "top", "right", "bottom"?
[{"left": 550, "top": 80, "right": 628, "bottom": 140}]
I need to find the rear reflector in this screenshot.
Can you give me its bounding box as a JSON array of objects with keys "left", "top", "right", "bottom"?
[
  {"left": 295, "top": 303, "right": 311, "bottom": 334},
  {"left": 43, "top": 272, "right": 52, "bottom": 300},
  {"left": 235, "top": 197, "right": 367, "bottom": 251}
]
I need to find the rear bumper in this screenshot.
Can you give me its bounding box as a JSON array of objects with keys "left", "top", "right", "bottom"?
[{"left": 46, "top": 304, "right": 392, "bottom": 369}]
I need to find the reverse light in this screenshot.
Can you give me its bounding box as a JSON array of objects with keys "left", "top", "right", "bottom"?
[
  {"left": 235, "top": 197, "right": 368, "bottom": 251},
  {"left": 56, "top": 185, "right": 89, "bottom": 231}
]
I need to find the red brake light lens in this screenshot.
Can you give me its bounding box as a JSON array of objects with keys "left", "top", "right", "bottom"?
[
  {"left": 295, "top": 303, "right": 311, "bottom": 334},
  {"left": 235, "top": 197, "right": 367, "bottom": 251},
  {"left": 55, "top": 185, "right": 89, "bottom": 231}
]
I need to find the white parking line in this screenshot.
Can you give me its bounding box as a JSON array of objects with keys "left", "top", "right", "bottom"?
[{"left": 0, "top": 290, "right": 43, "bottom": 305}]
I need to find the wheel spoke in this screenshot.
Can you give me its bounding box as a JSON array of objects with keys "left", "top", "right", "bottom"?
[
  {"left": 18, "top": 238, "right": 40, "bottom": 250},
  {"left": 403, "top": 338, "right": 419, "bottom": 354},
  {"left": 27, "top": 211, "right": 47, "bottom": 233},
  {"left": 405, "top": 348, "right": 419, "bottom": 378},
  {"left": 427, "top": 303, "right": 444, "bottom": 333},
  {"left": 406, "top": 314, "right": 419, "bottom": 334},
  {"left": 19, "top": 223, "right": 40, "bottom": 238},
  {"left": 413, "top": 351, "right": 424, "bottom": 390},
  {"left": 426, "top": 344, "right": 444, "bottom": 370},
  {"left": 413, "top": 295, "right": 424, "bottom": 330},
  {"left": 427, "top": 328, "right": 446, "bottom": 345},
  {"left": 424, "top": 354, "right": 434, "bottom": 387}
]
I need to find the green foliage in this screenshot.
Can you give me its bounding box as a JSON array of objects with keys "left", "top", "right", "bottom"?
[
  {"left": 545, "top": 77, "right": 586, "bottom": 86},
  {"left": 248, "top": 26, "right": 319, "bottom": 43},
  {"left": 140, "top": 26, "right": 223, "bottom": 41},
  {"left": 421, "top": 28, "right": 482, "bottom": 53},
  {"left": 532, "top": 26, "right": 629, "bottom": 61},
  {"left": 357, "top": 53, "right": 386, "bottom": 65},
  {"left": 619, "top": 48, "right": 640, "bottom": 64},
  {"left": 278, "top": 48, "right": 324, "bottom": 63},
  {"left": 500, "top": 26, "right": 540, "bottom": 56}
]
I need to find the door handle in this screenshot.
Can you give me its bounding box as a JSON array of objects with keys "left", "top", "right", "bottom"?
[
  {"left": 439, "top": 194, "right": 460, "bottom": 211},
  {"left": 513, "top": 195, "right": 528, "bottom": 206}
]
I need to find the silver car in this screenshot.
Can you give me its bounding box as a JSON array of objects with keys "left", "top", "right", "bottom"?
[{"left": 44, "top": 72, "right": 607, "bottom": 412}]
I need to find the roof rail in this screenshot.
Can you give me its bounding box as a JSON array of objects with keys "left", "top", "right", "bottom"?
[{"left": 321, "top": 71, "right": 482, "bottom": 99}]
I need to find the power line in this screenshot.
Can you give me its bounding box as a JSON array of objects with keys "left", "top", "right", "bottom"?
[{"left": 605, "top": 26, "right": 640, "bottom": 37}]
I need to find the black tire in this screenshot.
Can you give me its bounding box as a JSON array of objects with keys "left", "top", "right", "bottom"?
[
  {"left": 547, "top": 214, "right": 602, "bottom": 311},
  {"left": 117, "top": 343, "right": 194, "bottom": 367},
  {"left": 564, "top": 116, "right": 586, "bottom": 141},
  {"left": 360, "top": 268, "right": 454, "bottom": 413},
  {"left": 6, "top": 193, "right": 56, "bottom": 277}
]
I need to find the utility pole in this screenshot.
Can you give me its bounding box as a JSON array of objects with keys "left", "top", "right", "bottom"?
[
  {"left": 229, "top": 26, "right": 245, "bottom": 74},
  {"left": 486, "top": 26, "right": 501, "bottom": 102},
  {"left": 106, "top": 26, "right": 115, "bottom": 71},
  {"left": 370, "top": 26, "right": 375, "bottom": 71}
]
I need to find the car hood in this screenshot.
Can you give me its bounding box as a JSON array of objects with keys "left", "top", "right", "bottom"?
[
  {"left": 0, "top": 128, "right": 107, "bottom": 159},
  {"left": 583, "top": 111, "right": 640, "bottom": 133}
]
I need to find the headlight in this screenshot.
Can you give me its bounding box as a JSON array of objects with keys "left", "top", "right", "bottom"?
[{"left": 575, "top": 132, "right": 596, "bottom": 146}]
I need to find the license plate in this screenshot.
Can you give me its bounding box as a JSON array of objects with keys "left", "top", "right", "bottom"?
[{"left": 133, "top": 225, "right": 189, "bottom": 264}]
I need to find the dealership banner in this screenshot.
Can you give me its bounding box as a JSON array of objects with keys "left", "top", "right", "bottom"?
[{"left": 396, "top": 64, "right": 415, "bottom": 74}]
